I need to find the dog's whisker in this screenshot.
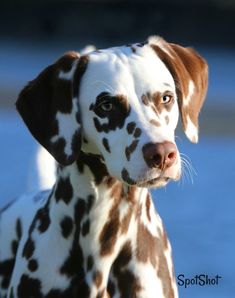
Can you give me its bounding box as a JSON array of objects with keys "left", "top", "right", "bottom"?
[{"left": 180, "top": 158, "right": 195, "bottom": 185}]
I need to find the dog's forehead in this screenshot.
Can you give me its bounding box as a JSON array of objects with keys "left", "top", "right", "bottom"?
[{"left": 83, "top": 43, "right": 175, "bottom": 99}]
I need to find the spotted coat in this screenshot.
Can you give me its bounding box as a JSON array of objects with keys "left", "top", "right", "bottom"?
[{"left": 0, "top": 36, "right": 208, "bottom": 298}]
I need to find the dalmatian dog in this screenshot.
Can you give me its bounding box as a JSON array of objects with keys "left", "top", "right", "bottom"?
[{"left": 0, "top": 36, "right": 208, "bottom": 298}]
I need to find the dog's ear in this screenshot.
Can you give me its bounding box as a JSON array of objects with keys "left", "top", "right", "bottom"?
[
  {"left": 149, "top": 36, "right": 208, "bottom": 143},
  {"left": 16, "top": 52, "right": 89, "bottom": 165}
]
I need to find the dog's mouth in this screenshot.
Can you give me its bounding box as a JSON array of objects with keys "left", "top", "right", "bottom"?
[{"left": 121, "top": 166, "right": 181, "bottom": 188}]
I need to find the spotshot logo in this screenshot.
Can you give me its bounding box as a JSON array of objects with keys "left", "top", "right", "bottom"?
[{"left": 177, "top": 274, "right": 222, "bottom": 288}]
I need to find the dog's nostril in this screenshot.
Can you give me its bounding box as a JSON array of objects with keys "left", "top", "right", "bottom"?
[
  {"left": 168, "top": 151, "right": 176, "bottom": 161},
  {"left": 142, "top": 142, "right": 177, "bottom": 169}
]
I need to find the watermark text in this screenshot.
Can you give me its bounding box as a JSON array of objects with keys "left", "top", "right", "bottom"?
[{"left": 177, "top": 274, "right": 222, "bottom": 288}]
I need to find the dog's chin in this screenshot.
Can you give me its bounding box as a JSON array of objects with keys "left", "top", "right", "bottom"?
[{"left": 136, "top": 177, "right": 170, "bottom": 188}]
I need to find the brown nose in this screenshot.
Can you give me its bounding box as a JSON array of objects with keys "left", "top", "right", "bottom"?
[{"left": 142, "top": 141, "right": 177, "bottom": 170}]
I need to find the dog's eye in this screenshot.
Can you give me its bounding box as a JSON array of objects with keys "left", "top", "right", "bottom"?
[
  {"left": 100, "top": 101, "right": 113, "bottom": 112},
  {"left": 162, "top": 94, "right": 173, "bottom": 104}
]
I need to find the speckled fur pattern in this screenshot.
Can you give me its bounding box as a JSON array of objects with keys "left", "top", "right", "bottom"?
[{"left": 0, "top": 36, "right": 208, "bottom": 298}]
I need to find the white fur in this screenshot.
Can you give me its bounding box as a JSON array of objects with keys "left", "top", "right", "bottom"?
[{"left": 185, "top": 115, "right": 198, "bottom": 143}]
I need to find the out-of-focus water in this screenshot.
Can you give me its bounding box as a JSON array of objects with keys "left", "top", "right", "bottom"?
[{"left": 0, "top": 111, "right": 234, "bottom": 297}]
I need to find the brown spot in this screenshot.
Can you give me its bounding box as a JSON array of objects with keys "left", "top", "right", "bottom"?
[
  {"left": 120, "top": 207, "right": 132, "bottom": 234},
  {"left": 93, "top": 271, "right": 103, "bottom": 288},
  {"left": 127, "top": 186, "right": 137, "bottom": 204},
  {"left": 112, "top": 241, "right": 141, "bottom": 297},
  {"left": 150, "top": 119, "right": 161, "bottom": 127},
  {"left": 145, "top": 194, "right": 151, "bottom": 222},
  {"left": 105, "top": 177, "right": 117, "bottom": 189},
  {"left": 126, "top": 122, "right": 136, "bottom": 134},
  {"left": 110, "top": 181, "right": 123, "bottom": 199},
  {"left": 141, "top": 94, "right": 150, "bottom": 106},
  {"left": 165, "top": 115, "right": 170, "bottom": 125},
  {"left": 136, "top": 220, "right": 174, "bottom": 297},
  {"left": 133, "top": 128, "right": 142, "bottom": 138},
  {"left": 99, "top": 199, "right": 120, "bottom": 256},
  {"left": 120, "top": 188, "right": 137, "bottom": 234},
  {"left": 102, "top": 138, "right": 111, "bottom": 153},
  {"left": 125, "top": 140, "right": 139, "bottom": 161},
  {"left": 136, "top": 221, "right": 158, "bottom": 267},
  {"left": 121, "top": 168, "right": 136, "bottom": 185}
]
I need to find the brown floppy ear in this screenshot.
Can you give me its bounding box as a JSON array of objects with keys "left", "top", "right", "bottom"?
[
  {"left": 16, "top": 52, "right": 89, "bottom": 165},
  {"left": 149, "top": 36, "right": 208, "bottom": 143}
]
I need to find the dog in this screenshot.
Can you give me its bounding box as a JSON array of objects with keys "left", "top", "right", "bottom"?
[{"left": 0, "top": 36, "right": 208, "bottom": 298}]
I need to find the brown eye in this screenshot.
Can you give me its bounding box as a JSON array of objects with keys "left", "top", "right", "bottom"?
[
  {"left": 162, "top": 94, "right": 173, "bottom": 104},
  {"left": 100, "top": 101, "right": 113, "bottom": 112}
]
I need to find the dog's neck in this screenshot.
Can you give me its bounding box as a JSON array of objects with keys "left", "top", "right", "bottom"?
[
  {"left": 45, "top": 151, "right": 144, "bottom": 294},
  {"left": 53, "top": 151, "right": 140, "bottom": 201}
]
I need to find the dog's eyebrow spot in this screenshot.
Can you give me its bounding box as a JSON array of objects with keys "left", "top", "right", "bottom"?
[{"left": 92, "top": 94, "right": 130, "bottom": 133}]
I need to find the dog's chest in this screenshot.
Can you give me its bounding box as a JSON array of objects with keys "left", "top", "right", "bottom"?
[{"left": 1, "top": 182, "right": 176, "bottom": 298}]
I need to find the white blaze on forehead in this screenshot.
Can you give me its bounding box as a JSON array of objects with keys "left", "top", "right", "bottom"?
[
  {"left": 184, "top": 80, "right": 195, "bottom": 106},
  {"left": 185, "top": 115, "right": 198, "bottom": 143},
  {"left": 51, "top": 98, "right": 79, "bottom": 156}
]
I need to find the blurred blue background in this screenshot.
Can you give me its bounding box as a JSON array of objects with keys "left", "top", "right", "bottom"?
[{"left": 0, "top": 0, "right": 235, "bottom": 297}]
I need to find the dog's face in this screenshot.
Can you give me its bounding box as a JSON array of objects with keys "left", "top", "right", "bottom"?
[
  {"left": 16, "top": 36, "right": 208, "bottom": 188},
  {"left": 80, "top": 44, "right": 180, "bottom": 187}
]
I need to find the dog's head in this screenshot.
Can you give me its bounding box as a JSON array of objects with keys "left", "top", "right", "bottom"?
[{"left": 16, "top": 36, "right": 208, "bottom": 188}]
